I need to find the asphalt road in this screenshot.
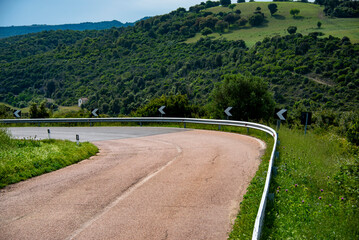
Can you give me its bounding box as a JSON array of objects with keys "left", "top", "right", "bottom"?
[
  {"left": 7, "top": 126, "right": 189, "bottom": 142},
  {"left": 1, "top": 127, "right": 265, "bottom": 240}
]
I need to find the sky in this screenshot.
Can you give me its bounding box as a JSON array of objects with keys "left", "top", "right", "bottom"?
[{"left": 0, "top": 0, "right": 206, "bottom": 27}]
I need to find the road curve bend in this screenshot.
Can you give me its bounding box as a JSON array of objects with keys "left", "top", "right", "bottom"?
[{"left": 0, "top": 129, "right": 265, "bottom": 240}]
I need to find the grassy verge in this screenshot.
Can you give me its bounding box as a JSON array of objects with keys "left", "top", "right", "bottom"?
[
  {"left": 261, "top": 127, "right": 358, "bottom": 239},
  {"left": 0, "top": 128, "right": 98, "bottom": 188},
  {"left": 229, "top": 133, "right": 274, "bottom": 239}
]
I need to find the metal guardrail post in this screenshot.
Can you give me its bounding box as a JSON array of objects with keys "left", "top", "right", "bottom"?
[{"left": 0, "top": 117, "right": 277, "bottom": 239}]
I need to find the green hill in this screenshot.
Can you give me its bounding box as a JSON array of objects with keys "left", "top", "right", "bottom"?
[
  {"left": 0, "top": 20, "right": 140, "bottom": 39},
  {"left": 187, "top": 2, "right": 359, "bottom": 47},
  {"left": 0, "top": 1, "right": 358, "bottom": 117}
]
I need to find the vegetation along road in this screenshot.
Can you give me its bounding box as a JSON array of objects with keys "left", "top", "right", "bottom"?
[{"left": 0, "top": 128, "right": 265, "bottom": 240}]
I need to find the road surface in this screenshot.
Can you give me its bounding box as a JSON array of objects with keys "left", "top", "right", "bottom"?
[{"left": 0, "top": 127, "right": 265, "bottom": 240}]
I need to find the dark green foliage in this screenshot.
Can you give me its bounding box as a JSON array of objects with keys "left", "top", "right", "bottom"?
[
  {"left": 287, "top": 26, "right": 297, "bottom": 34},
  {"left": 134, "top": 94, "right": 206, "bottom": 118},
  {"left": 220, "top": 0, "right": 232, "bottom": 7},
  {"left": 29, "top": 102, "right": 49, "bottom": 118},
  {"left": 268, "top": 3, "right": 278, "bottom": 16},
  {"left": 237, "top": 0, "right": 245, "bottom": 2},
  {"left": 210, "top": 74, "right": 275, "bottom": 121},
  {"left": 290, "top": 8, "right": 301, "bottom": 17},
  {"left": 322, "top": 0, "right": 359, "bottom": 18},
  {"left": 201, "top": 27, "right": 213, "bottom": 36},
  {"left": 249, "top": 13, "right": 265, "bottom": 26},
  {"left": 229, "top": 4, "right": 237, "bottom": 10},
  {"left": 223, "top": 13, "right": 241, "bottom": 24},
  {"left": 215, "top": 20, "right": 229, "bottom": 33},
  {"left": 317, "top": 21, "right": 322, "bottom": 28},
  {"left": 238, "top": 17, "right": 248, "bottom": 26},
  {"left": 347, "top": 119, "right": 359, "bottom": 145}
]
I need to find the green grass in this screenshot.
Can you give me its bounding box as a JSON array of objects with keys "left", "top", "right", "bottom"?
[
  {"left": 186, "top": 2, "right": 359, "bottom": 47},
  {"left": 229, "top": 131, "right": 273, "bottom": 239},
  {"left": 260, "top": 127, "right": 359, "bottom": 239},
  {"left": 0, "top": 128, "right": 98, "bottom": 188}
]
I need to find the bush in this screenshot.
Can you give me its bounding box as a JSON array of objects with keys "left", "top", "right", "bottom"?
[
  {"left": 287, "top": 26, "right": 297, "bottom": 34},
  {"left": 210, "top": 73, "right": 275, "bottom": 121},
  {"left": 347, "top": 119, "right": 359, "bottom": 145},
  {"left": 249, "top": 14, "right": 265, "bottom": 26}
]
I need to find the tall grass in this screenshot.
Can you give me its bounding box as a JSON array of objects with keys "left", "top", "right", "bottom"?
[
  {"left": 0, "top": 128, "right": 98, "bottom": 188},
  {"left": 261, "top": 127, "right": 358, "bottom": 239}
]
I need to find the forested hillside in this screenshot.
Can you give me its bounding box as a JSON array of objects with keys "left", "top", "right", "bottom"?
[
  {"left": 0, "top": 20, "right": 138, "bottom": 38},
  {"left": 0, "top": 1, "right": 358, "bottom": 116}
]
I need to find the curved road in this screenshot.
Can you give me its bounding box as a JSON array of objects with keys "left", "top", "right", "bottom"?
[{"left": 0, "top": 127, "right": 265, "bottom": 240}]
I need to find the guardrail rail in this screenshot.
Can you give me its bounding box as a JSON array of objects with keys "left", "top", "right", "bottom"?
[{"left": 0, "top": 117, "right": 277, "bottom": 239}]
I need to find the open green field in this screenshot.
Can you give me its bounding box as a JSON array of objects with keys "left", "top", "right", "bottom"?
[{"left": 186, "top": 2, "right": 359, "bottom": 47}]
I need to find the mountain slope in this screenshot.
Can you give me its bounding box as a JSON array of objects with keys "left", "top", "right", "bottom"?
[
  {"left": 187, "top": 2, "right": 359, "bottom": 47},
  {"left": 0, "top": 2, "right": 358, "bottom": 116},
  {"left": 0, "top": 20, "right": 141, "bottom": 38}
]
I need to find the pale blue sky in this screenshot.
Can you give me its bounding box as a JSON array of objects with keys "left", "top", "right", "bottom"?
[{"left": 0, "top": 0, "right": 204, "bottom": 26}]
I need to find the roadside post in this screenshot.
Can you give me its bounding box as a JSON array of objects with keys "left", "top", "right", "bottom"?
[
  {"left": 301, "top": 112, "right": 312, "bottom": 135},
  {"left": 47, "top": 129, "right": 51, "bottom": 139},
  {"left": 275, "top": 108, "right": 287, "bottom": 131},
  {"left": 224, "top": 107, "right": 232, "bottom": 120},
  {"left": 158, "top": 106, "right": 166, "bottom": 117},
  {"left": 13, "top": 110, "right": 21, "bottom": 118},
  {"left": 76, "top": 134, "right": 80, "bottom": 145}
]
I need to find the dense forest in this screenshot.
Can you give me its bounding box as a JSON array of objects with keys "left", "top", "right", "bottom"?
[{"left": 0, "top": 1, "right": 358, "bottom": 117}]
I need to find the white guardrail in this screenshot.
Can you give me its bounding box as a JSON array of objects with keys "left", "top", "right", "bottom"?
[{"left": 0, "top": 117, "right": 277, "bottom": 239}]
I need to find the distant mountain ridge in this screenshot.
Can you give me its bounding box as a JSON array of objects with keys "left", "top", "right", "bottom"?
[{"left": 0, "top": 19, "right": 149, "bottom": 38}]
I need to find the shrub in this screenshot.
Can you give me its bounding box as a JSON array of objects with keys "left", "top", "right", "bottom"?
[
  {"left": 347, "top": 119, "right": 359, "bottom": 145},
  {"left": 287, "top": 26, "right": 297, "bottom": 34},
  {"left": 249, "top": 14, "right": 265, "bottom": 26},
  {"left": 290, "top": 8, "right": 300, "bottom": 17}
]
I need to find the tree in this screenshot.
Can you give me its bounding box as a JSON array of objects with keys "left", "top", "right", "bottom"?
[
  {"left": 215, "top": 20, "right": 229, "bottom": 33},
  {"left": 237, "top": 0, "right": 245, "bottom": 2},
  {"left": 290, "top": 8, "right": 300, "bottom": 17},
  {"left": 229, "top": 4, "right": 236, "bottom": 10},
  {"left": 268, "top": 3, "right": 278, "bottom": 16},
  {"left": 220, "top": 0, "right": 231, "bottom": 7},
  {"left": 238, "top": 18, "right": 248, "bottom": 26},
  {"left": 30, "top": 102, "right": 49, "bottom": 118},
  {"left": 249, "top": 14, "right": 265, "bottom": 26},
  {"left": 134, "top": 94, "right": 204, "bottom": 118},
  {"left": 347, "top": 119, "right": 359, "bottom": 145},
  {"left": 201, "top": 27, "right": 213, "bottom": 36},
  {"left": 287, "top": 26, "right": 297, "bottom": 34},
  {"left": 317, "top": 21, "right": 322, "bottom": 28},
  {"left": 210, "top": 74, "right": 275, "bottom": 121},
  {"left": 224, "top": 13, "right": 241, "bottom": 25},
  {"left": 46, "top": 80, "right": 56, "bottom": 97}
]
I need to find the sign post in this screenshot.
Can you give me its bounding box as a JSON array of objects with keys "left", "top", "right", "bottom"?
[
  {"left": 158, "top": 106, "right": 166, "bottom": 117},
  {"left": 224, "top": 107, "right": 232, "bottom": 120},
  {"left": 91, "top": 109, "right": 99, "bottom": 117},
  {"left": 275, "top": 108, "right": 287, "bottom": 131},
  {"left": 13, "top": 110, "right": 21, "bottom": 118},
  {"left": 301, "top": 112, "right": 312, "bottom": 135}
]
